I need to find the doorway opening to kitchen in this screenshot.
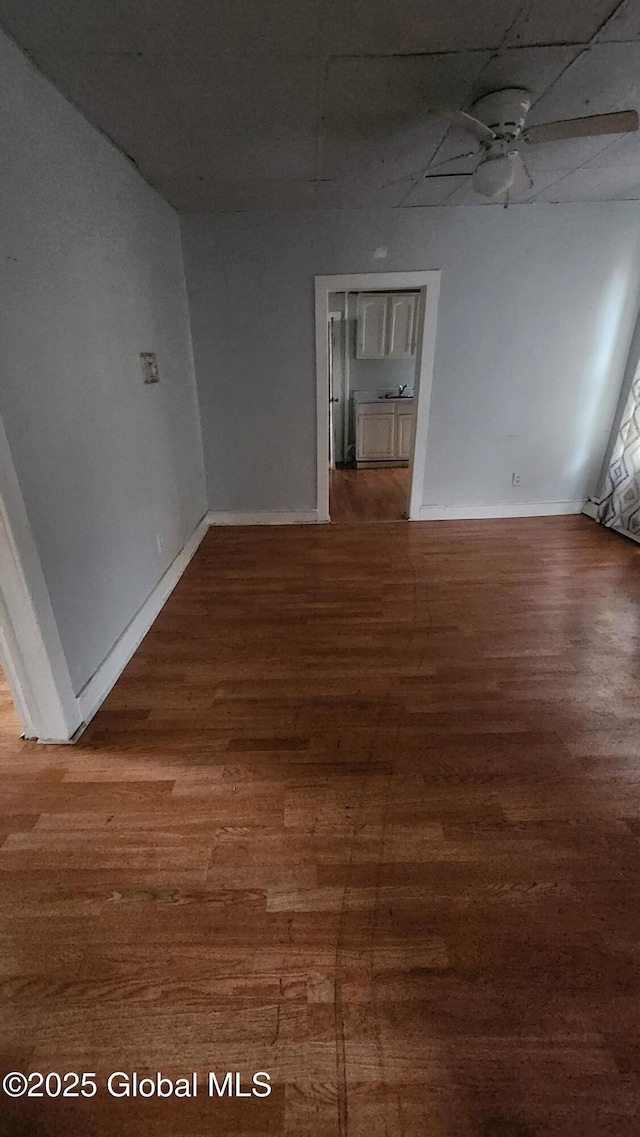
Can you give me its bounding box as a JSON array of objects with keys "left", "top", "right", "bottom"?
[{"left": 315, "top": 272, "right": 441, "bottom": 525}]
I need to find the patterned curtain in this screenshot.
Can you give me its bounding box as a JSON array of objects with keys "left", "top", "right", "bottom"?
[{"left": 598, "top": 367, "right": 640, "bottom": 539}]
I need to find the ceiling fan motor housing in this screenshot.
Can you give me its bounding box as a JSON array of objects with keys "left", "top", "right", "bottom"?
[{"left": 471, "top": 88, "right": 531, "bottom": 139}]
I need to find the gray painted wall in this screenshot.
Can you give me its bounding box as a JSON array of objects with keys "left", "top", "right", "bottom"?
[
  {"left": 0, "top": 31, "right": 206, "bottom": 693},
  {"left": 182, "top": 204, "right": 640, "bottom": 513}
]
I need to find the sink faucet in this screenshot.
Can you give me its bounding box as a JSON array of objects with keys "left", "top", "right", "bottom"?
[{"left": 398, "top": 384, "right": 407, "bottom": 397}]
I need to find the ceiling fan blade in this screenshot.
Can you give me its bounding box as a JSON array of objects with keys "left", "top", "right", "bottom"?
[
  {"left": 384, "top": 151, "right": 478, "bottom": 187},
  {"left": 525, "top": 109, "right": 639, "bottom": 145},
  {"left": 509, "top": 151, "right": 534, "bottom": 198},
  {"left": 427, "top": 148, "right": 478, "bottom": 171},
  {"left": 438, "top": 109, "right": 496, "bottom": 143},
  {"left": 423, "top": 172, "right": 475, "bottom": 180}
]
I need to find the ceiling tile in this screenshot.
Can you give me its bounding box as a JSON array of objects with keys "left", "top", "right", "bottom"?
[
  {"left": 135, "top": 0, "right": 324, "bottom": 57},
  {"left": 171, "top": 178, "right": 318, "bottom": 212},
  {"left": 314, "top": 178, "right": 416, "bottom": 208},
  {"left": 527, "top": 42, "right": 640, "bottom": 121},
  {"left": 585, "top": 128, "right": 640, "bottom": 166},
  {"left": 404, "top": 175, "right": 468, "bottom": 205},
  {"left": 479, "top": 45, "right": 581, "bottom": 99},
  {"left": 0, "top": 0, "right": 621, "bottom": 57},
  {"left": 322, "top": 53, "right": 492, "bottom": 135},
  {"left": 317, "top": 118, "right": 448, "bottom": 184},
  {"left": 504, "top": 0, "right": 621, "bottom": 47},
  {"left": 321, "top": 0, "right": 523, "bottom": 55},
  {"left": 318, "top": 52, "right": 491, "bottom": 187},
  {"left": 532, "top": 165, "right": 640, "bottom": 201},
  {"left": 0, "top": 0, "right": 326, "bottom": 55},
  {"left": 513, "top": 168, "right": 576, "bottom": 199},
  {"left": 520, "top": 40, "right": 640, "bottom": 193},
  {"left": 26, "top": 53, "right": 323, "bottom": 196},
  {"left": 521, "top": 135, "right": 623, "bottom": 171},
  {"left": 0, "top": 0, "right": 142, "bottom": 52},
  {"left": 597, "top": 0, "right": 640, "bottom": 42}
]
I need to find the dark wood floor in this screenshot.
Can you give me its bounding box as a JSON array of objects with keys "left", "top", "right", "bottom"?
[
  {"left": 1, "top": 516, "right": 640, "bottom": 1135},
  {"left": 330, "top": 467, "right": 410, "bottom": 523}
]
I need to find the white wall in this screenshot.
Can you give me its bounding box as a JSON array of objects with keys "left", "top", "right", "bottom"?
[
  {"left": 0, "top": 31, "right": 206, "bottom": 694},
  {"left": 182, "top": 203, "right": 640, "bottom": 514}
]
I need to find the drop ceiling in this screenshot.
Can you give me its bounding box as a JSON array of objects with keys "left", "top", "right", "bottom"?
[{"left": 1, "top": 0, "right": 640, "bottom": 210}]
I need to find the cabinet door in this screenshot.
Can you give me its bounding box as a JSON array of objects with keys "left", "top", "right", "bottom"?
[
  {"left": 387, "top": 294, "right": 417, "bottom": 358},
  {"left": 356, "top": 293, "right": 388, "bottom": 358},
  {"left": 356, "top": 410, "right": 396, "bottom": 460},
  {"left": 396, "top": 411, "right": 414, "bottom": 460}
]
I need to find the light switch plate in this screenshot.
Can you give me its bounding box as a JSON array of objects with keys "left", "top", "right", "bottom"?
[{"left": 140, "top": 352, "right": 160, "bottom": 384}]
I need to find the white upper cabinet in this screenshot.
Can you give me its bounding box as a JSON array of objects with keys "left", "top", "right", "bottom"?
[
  {"left": 387, "top": 293, "right": 418, "bottom": 358},
  {"left": 355, "top": 292, "right": 418, "bottom": 359},
  {"left": 356, "top": 293, "right": 388, "bottom": 358}
]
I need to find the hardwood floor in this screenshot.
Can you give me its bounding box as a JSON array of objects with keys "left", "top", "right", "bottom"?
[
  {"left": 330, "top": 467, "right": 409, "bottom": 523},
  {"left": 1, "top": 516, "right": 640, "bottom": 1135}
]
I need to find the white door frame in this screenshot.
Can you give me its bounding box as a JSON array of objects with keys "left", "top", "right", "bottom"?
[
  {"left": 328, "top": 309, "right": 346, "bottom": 469},
  {"left": 315, "top": 271, "right": 442, "bottom": 522},
  {"left": 0, "top": 416, "right": 82, "bottom": 742}
]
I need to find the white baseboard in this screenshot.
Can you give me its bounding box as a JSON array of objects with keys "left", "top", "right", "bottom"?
[
  {"left": 417, "top": 500, "right": 587, "bottom": 521},
  {"left": 581, "top": 500, "right": 600, "bottom": 520},
  {"left": 207, "top": 510, "right": 320, "bottom": 526},
  {"left": 75, "top": 514, "right": 209, "bottom": 729}
]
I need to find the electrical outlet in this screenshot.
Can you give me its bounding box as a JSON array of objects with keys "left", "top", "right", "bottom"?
[
  {"left": 511, "top": 472, "right": 521, "bottom": 487},
  {"left": 141, "top": 352, "right": 160, "bottom": 384}
]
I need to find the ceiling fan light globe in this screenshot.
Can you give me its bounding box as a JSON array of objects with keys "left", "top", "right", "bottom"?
[{"left": 472, "top": 155, "right": 516, "bottom": 197}]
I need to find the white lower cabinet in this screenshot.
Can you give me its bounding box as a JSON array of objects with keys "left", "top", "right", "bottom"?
[
  {"left": 356, "top": 407, "right": 396, "bottom": 460},
  {"left": 396, "top": 411, "right": 414, "bottom": 460},
  {"left": 355, "top": 398, "right": 414, "bottom": 464}
]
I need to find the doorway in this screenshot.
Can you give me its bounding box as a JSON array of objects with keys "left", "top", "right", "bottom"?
[
  {"left": 328, "top": 301, "right": 346, "bottom": 471},
  {"left": 0, "top": 660, "right": 22, "bottom": 738},
  {"left": 0, "top": 415, "right": 81, "bottom": 743},
  {"left": 315, "top": 272, "right": 441, "bottom": 525},
  {"left": 328, "top": 287, "right": 418, "bottom": 522}
]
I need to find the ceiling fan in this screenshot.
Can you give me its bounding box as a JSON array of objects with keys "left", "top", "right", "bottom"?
[{"left": 429, "top": 88, "right": 639, "bottom": 202}]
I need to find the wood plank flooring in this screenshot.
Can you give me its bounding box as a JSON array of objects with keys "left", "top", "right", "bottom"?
[
  {"left": 330, "top": 467, "right": 409, "bottom": 523},
  {"left": 1, "top": 516, "right": 640, "bottom": 1135}
]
